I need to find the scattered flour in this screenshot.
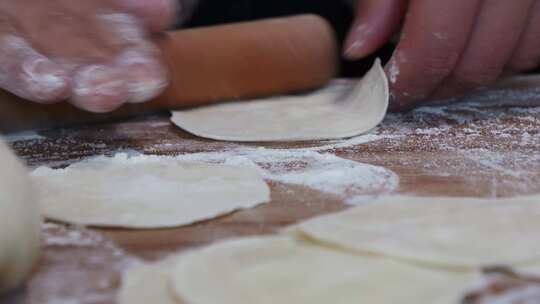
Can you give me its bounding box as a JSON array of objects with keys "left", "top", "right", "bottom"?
[
  {"left": 50, "top": 147, "right": 398, "bottom": 207},
  {"left": 42, "top": 223, "right": 104, "bottom": 247},
  {"left": 304, "top": 132, "right": 398, "bottom": 151},
  {"left": 475, "top": 285, "right": 540, "bottom": 304},
  {"left": 30, "top": 222, "right": 142, "bottom": 304},
  {"left": 104, "top": 147, "right": 399, "bottom": 205},
  {"left": 388, "top": 59, "right": 399, "bottom": 84},
  {"left": 464, "top": 268, "right": 540, "bottom": 304},
  {"left": 5, "top": 130, "right": 45, "bottom": 142},
  {"left": 218, "top": 149, "right": 399, "bottom": 203}
]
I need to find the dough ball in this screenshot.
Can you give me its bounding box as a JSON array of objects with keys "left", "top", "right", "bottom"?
[{"left": 0, "top": 138, "right": 41, "bottom": 293}]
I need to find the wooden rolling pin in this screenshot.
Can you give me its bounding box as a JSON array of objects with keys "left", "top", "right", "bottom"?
[{"left": 0, "top": 15, "right": 338, "bottom": 133}]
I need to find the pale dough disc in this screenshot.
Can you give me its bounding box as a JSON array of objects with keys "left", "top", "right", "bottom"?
[
  {"left": 0, "top": 138, "right": 41, "bottom": 293},
  {"left": 30, "top": 154, "right": 270, "bottom": 229},
  {"left": 171, "top": 59, "right": 388, "bottom": 142},
  {"left": 169, "top": 236, "right": 477, "bottom": 304},
  {"left": 291, "top": 195, "right": 540, "bottom": 269},
  {"left": 118, "top": 259, "right": 177, "bottom": 304}
]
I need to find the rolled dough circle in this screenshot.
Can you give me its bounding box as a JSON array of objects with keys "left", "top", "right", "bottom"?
[
  {"left": 118, "top": 259, "right": 177, "bottom": 304},
  {"left": 0, "top": 138, "right": 41, "bottom": 293},
  {"left": 30, "top": 154, "right": 270, "bottom": 229},
  {"left": 171, "top": 59, "right": 388, "bottom": 142},
  {"left": 293, "top": 195, "right": 540, "bottom": 269},
  {"left": 169, "top": 236, "right": 476, "bottom": 304}
]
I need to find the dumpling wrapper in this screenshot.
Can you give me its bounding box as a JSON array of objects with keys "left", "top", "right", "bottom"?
[
  {"left": 167, "top": 236, "right": 477, "bottom": 304},
  {"left": 118, "top": 259, "right": 177, "bottom": 304},
  {"left": 291, "top": 195, "right": 540, "bottom": 269},
  {"left": 30, "top": 154, "right": 270, "bottom": 229},
  {"left": 171, "top": 59, "right": 388, "bottom": 142}
]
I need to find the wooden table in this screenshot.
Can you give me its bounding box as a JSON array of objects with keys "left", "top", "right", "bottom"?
[{"left": 3, "top": 78, "right": 540, "bottom": 303}]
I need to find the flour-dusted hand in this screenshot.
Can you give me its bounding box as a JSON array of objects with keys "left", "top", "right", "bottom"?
[
  {"left": 0, "top": 0, "right": 182, "bottom": 112},
  {"left": 345, "top": 0, "right": 540, "bottom": 110}
]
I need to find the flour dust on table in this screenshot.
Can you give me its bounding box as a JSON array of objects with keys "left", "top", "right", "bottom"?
[{"left": 172, "top": 147, "right": 399, "bottom": 203}]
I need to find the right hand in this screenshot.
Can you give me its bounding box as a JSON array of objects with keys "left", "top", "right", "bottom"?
[
  {"left": 344, "top": 0, "right": 540, "bottom": 111},
  {"left": 0, "top": 0, "right": 179, "bottom": 113}
]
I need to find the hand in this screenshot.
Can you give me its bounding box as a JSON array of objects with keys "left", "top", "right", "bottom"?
[
  {"left": 344, "top": 0, "right": 540, "bottom": 110},
  {"left": 0, "top": 0, "right": 179, "bottom": 113}
]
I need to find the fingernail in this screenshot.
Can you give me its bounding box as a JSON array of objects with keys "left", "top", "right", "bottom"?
[
  {"left": 344, "top": 40, "right": 365, "bottom": 60},
  {"left": 20, "top": 58, "right": 70, "bottom": 102},
  {"left": 72, "top": 65, "right": 127, "bottom": 112},
  {"left": 343, "top": 24, "right": 372, "bottom": 60}
]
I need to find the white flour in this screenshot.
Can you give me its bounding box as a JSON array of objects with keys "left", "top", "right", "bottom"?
[
  {"left": 5, "top": 130, "right": 45, "bottom": 142},
  {"left": 304, "top": 132, "right": 398, "bottom": 151},
  {"left": 30, "top": 223, "right": 141, "bottom": 304},
  {"left": 171, "top": 148, "right": 399, "bottom": 204},
  {"left": 77, "top": 147, "right": 399, "bottom": 206}
]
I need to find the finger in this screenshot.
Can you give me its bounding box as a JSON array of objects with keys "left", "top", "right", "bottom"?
[
  {"left": 386, "top": 0, "right": 482, "bottom": 110},
  {"left": 70, "top": 64, "right": 128, "bottom": 113},
  {"left": 26, "top": 11, "right": 133, "bottom": 112},
  {"left": 112, "top": 0, "right": 179, "bottom": 32},
  {"left": 506, "top": 1, "right": 540, "bottom": 73},
  {"left": 115, "top": 48, "right": 168, "bottom": 103},
  {"left": 430, "top": 0, "right": 534, "bottom": 101},
  {"left": 0, "top": 33, "right": 70, "bottom": 103},
  {"left": 96, "top": 13, "right": 168, "bottom": 103},
  {"left": 344, "top": 0, "right": 408, "bottom": 60},
  {"left": 10, "top": 3, "right": 114, "bottom": 65}
]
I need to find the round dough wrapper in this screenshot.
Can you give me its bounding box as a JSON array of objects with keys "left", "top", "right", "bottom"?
[
  {"left": 30, "top": 154, "right": 270, "bottom": 229},
  {"left": 118, "top": 259, "right": 177, "bottom": 304},
  {"left": 171, "top": 59, "right": 388, "bottom": 142},
  {"left": 170, "top": 236, "right": 477, "bottom": 304},
  {"left": 292, "top": 195, "right": 540, "bottom": 269},
  {"left": 0, "top": 139, "right": 41, "bottom": 293}
]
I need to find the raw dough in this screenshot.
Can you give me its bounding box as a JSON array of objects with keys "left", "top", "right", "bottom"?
[
  {"left": 0, "top": 138, "right": 41, "bottom": 293},
  {"left": 118, "top": 259, "right": 177, "bottom": 304},
  {"left": 171, "top": 59, "right": 388, "bottom": 142},
  {"left": 169, "top": 236, "right": 477, "bottom": 304},
  {"left": 30, "top": 154, "right": 270, "bottom": 229},
  {"left": 291, "top": 195, "right": 540, "bottom": 269}
]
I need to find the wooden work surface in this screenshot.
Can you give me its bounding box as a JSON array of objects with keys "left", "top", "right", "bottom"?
[{"left": 3, "top": 77, "right": 540, "bottom": 303}]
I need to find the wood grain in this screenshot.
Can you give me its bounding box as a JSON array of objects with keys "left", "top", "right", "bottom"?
[{"left": 2, "top": 78, "right": 540, "bottom": 303}]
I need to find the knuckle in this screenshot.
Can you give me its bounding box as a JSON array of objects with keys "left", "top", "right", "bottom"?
[
  {"left": 416, "top": 51, "right": 459, "bottom": 79},
  {"left": 97, "top": 12, "right": 147, "bottom": 43},
  {"left": 19, "top": 59, "right": 70, "bottom": 102}
]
